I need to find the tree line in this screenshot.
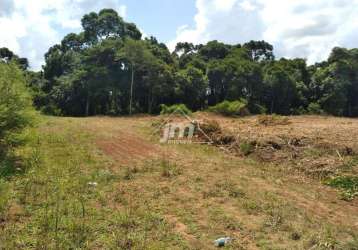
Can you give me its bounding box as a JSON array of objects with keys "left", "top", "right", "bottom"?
[{"left": 2, "top": 8, "right": 358, "bottom": 117}]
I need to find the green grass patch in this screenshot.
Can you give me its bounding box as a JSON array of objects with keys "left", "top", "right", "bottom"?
[
  {"left": 0, "top": 117, "right": 186, "bottom": 249},
  {"left": 325, "top": 176, "right": 358, "bottom": 201}
]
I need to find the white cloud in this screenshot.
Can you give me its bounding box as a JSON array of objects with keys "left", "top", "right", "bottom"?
[
  {"left": 0, "top": 0, "right": 127, "bottom": 70},
  {"left": 169, "top": 0, "right": 358, "bottom": 64},
  {"left": 239, "top": 0, "right": 257, "bottom": 11},
  {"left": 213, "top": 0, "right": 237, "bottom": 11}
]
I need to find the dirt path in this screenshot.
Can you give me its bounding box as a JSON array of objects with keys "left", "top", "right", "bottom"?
[{"left": 96, "top": 133, "right": 159, "bottom": 165}]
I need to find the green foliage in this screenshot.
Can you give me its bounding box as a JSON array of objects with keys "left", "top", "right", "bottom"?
[
  {"left": 325, "top": 176, "right": 358, "bottom": 201},
  {"left": 0, "top": 47, "right": 29, "bottom": 70},
  {"left": 160, "top": 104, "right": 192, "bottom": 115},
  {"left": 17, "top": 8, "right": 358, "bottom": 118},
  {"left": 307, "top": 102, "right": 324, "bottom": 115},
  {"left": 240, "top": 141, "right": 254, "bottom": 156},
  {"left": 248, "top": 103, "right": 267, "bottom": 114},
  {"left": 208, "top": 100, "right": 250, "bottom": 116},
  {"left": 0, "top": 62, "right": 35, "bottom": 158},
  {"left": 175, "top": 66, "right": 208, "bottom": 110},
  {"left": 263, "top": 61, "right": 298, "bottom": 115}
]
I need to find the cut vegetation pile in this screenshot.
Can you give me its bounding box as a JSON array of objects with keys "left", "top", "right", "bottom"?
[{"left": 196, "top": 113, "right": 358, "bottom": 200}]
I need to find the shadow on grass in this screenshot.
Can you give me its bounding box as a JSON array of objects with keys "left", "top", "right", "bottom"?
[{"left": 0, "top": 154, "right": 24, "bottom": 179}]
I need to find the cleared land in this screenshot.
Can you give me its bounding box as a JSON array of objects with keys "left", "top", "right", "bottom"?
[{"left": 1, "top": 114, "right": 358, "bottom": 249}]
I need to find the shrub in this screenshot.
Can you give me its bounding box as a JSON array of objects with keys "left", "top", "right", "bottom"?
[
  {"left": 208, "top": 99, "right": 250, "bottom": 116},
  {"left": 307, "top": 102, "right": 324, "bottom": 115},
  {"left": 160, "top": 104, "right": 192, "bottom": 116},
  {"left": 0, "top": 62, "right": 35, "bottom": 158},
  {"left": 41, "top": 103, "right": 62, "bottom": 116}
]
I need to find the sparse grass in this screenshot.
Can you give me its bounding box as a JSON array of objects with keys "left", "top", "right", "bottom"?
[{"left": 0, "top": 179, "right": 10, "bottom": 218}]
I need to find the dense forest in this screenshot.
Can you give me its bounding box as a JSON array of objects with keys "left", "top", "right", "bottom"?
[{"left": 2, "top": 8, "right": 358, "bottom": 117}]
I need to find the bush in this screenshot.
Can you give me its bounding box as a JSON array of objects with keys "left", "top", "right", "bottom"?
[
  {"left": 307, "top": 102, "right": 324, "bottom": 115},
  {"left": 0, "top": 62, "right": 35, "bottom": 158},
  {"left": 208, "top": 99, "right": 250, "bottom": 116},
  {"left": 41, "top": 103, "right": 62, "bottom": 116},
  {"left": 160, "top": 104, "right": 192, "bottom": 116}
]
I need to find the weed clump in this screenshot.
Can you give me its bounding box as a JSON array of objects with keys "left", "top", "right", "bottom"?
[
  {"left": 122, "top": 166, "right": 139, "bottom": 180},
  {"left": 160, "top": 159, "right": 181, "bottom": 178},
  {"left": 208, "top": 100, "right": 250, "bottom": 117},
  {"left": 240, "top": 141, "right": 255, "bottom": 156},
  {"left": 325, "top": 176, "right": 358, "bottom": 201},
  {"left": 160, "top": 104, "right": 192, "bottom": 116}
]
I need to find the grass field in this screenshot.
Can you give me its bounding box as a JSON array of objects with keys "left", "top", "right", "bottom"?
[{"left": 1, "top": 114, "right": 358, "bottom": 249}]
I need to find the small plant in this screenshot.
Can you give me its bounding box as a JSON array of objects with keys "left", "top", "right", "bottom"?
[
  {"left": 264, "top": 210, "right": 283, "bottom": 230},
  {"left": 208, "top": 99, "right": 250, "bottom": 116},
  {"left": 122, "top": 166, "right": 138, "bottom": 180},
  {"left": 215, "top": 180, "right": 246, "bottom": 198},
  {"left": 242, "top": 199, "right": 261, "bottom": 214},
  {"left": 240, "top": 141, "right": 254, "bottom": 156},
  {"left": 290, "top": 231, "right": 301, "bottom": 241},
  {"left": 308, "top": 228, "right": 339, "bottom": 249},
  {"left": 325, "top": 176, "right": 358, "bottom": 201},
  {"left": 160, "top": 104, "right": 192, "bottom": 116},
  {"left": 160, "top": 159, "right": 181, "bottom": 178}
]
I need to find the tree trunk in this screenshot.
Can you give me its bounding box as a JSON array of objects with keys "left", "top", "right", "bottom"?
[
  {"left": 270, "top": 100, "right": 274, "bottom": 114},
  {"left": 148, "top": 88, "right": 153, "bottom": 114},
  {"left": 129, "top": 64, "right": 134, "bottom": 115},
  {"left": 85, "top": 94, "right": 90, "bottom": 117}
]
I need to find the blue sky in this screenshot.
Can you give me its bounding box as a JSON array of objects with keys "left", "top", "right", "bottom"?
[
  {"left": 120, "top": 0, "right": 196, "bottom": 41},
  {"left": 1, "top": 0, "right": 358, "bottom": 70}
]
